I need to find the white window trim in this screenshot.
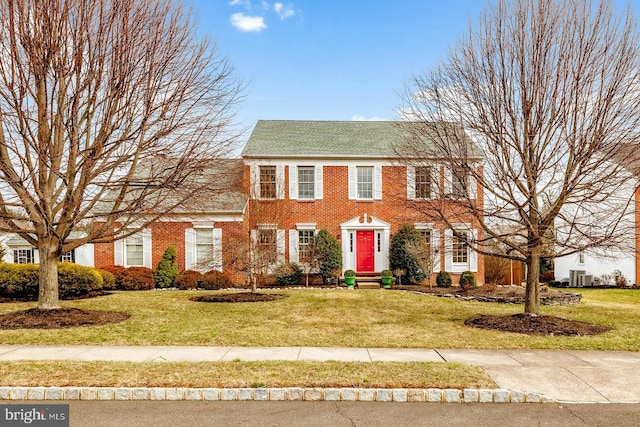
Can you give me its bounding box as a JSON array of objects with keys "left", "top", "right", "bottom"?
[
  {"left": 289, "top": 165, "right": 323, "bottom": 200},
  {"left": 415, "top": 223, "right": 441, "bottom": 273},
  {"left": 115, "top": 229, "right": 152, "bottom": 268},
  {"left": 185, "top": 227, "right": 223, "bottom": 272},
  {"left": 444, "top": 225, "right": 478, "bottom": 273},
  {"left": 444, "top": 165, "right": 477, "bottom": 200},
  {"left": 289, "top": 224, "right": 318, "bottom": 264},
  {"left": 349, "top": 165, "right": 382, "bottom": 200}
]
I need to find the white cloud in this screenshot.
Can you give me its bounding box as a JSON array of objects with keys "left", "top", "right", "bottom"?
[
  {"left": 274, "top": 2, "right": 295, "bottom": 20},
  {"left": 351, "top": 115, "right": 387, "bottom": 121},
  {"left": 229, "top": 0, "right": 247, "bottom": 6},
  {"left": 230, "top": 13, "right": 267, "bottom": 32}
]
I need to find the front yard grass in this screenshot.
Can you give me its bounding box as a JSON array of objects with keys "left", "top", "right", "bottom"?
[
  {"left": 0, "top": 288, "right": 638, "bottom": 350},
  {"left": 0, "top": 360, "right": 494, "bottom": 389}
]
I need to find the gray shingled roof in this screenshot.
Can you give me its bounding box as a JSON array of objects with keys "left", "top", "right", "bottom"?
[{"left": 242, "top": 120, "right": 481, "bottom": 159}]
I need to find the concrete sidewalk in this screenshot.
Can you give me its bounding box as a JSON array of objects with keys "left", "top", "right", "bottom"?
[{"left": 1, "top": 345, "right": 639, "bottom": 403}]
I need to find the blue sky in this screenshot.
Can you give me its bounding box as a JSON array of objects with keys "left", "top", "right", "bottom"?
[{"left": 187, "top": 0, "right": 639, "bottom": 137}]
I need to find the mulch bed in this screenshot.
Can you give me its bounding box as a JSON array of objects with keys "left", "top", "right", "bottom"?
[
  {"left": 0, "top": 291, "right": 112, "bottom": 303},
  {"left": 0, "top": 308, "right": 130, "bottom": 330},
  {"left": 465, "top": 313, "right": 611, "bottom": 336},
  {"left": 190, "top": 292, "right": 289, "bottom": 303}
]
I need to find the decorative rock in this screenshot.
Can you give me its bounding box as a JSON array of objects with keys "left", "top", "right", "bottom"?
[
  {"left": 341, "top": 388, "right": 358, "bottom": 401},
  {"left": 202, "top": 389, "right": 220, "bottom": 401},
  {"left": 63, "top": 387, "right": 81, "bottom": 400},
  {"left": 304, "top": 388, "right": 323, "bottom": 401},
  {"left": 0, "top": 387, "right": 10, "bottom": 400},
  {"left": 80, "top": 388, "right": 98, "bottom": 400},
  {"left": 526, "top": 392, "right": 542, "bottom": 403},
  {"left": 150, "top": 388, "right": 166, "bottom": 400},
  {"left": 27, "top": 387, "right": 45, "bottom": 400},
  {"left": 45, "top": 387, "right": 64, "bottom": 400},
  {"left": 427, "top": 388, "right": 443, "bottom": 402},
  {"left": 238, "top": 388, "right": 254, "bottom": 401},
  {"left": 97, "top": 388, "right": 115, "bottom": 400},
  {"left": 132, "top": 388, "right": 150, "bottom": 400},
  {"left": 254, "top": 389, "right": 268, "bottom": 401},
  {"left": 358, "top": 389, "right": 375, "bottom": 401},
  {"left": 493, "top": 389, "right": 510, "bottom": 403},
  {"left": 478, "top": 389, "right": 494, "bottom": 403},
  {"left": 392, "top": 389, "right": 408, "bottom": 402},
  {"left": 407, "top": 389, "right": 426, "bottom": 402},
  {"left": 185, "top": 389, "right": 203, "bottom": 401},
  {"left": 115, "top": 388, "right": 133, "bottom": 400},
  {"left": 286, "top": 388, "right": 303, "bottom": 401},
  {"left": 463, "top": 389, "right": 479, "bottom": 403},
  {"left": 443, "top": 389, "right": 461, "bottom": 403},
  {"left": 324, "top": 388, "right": 340, "bottom": 401},
  {"left": 510, "top": 390, "right": 525, "bottom": 403},
  {"left": 220, "top": 389, "right": 238, "bottom": 401},
  {"left": 376, "top": 389, "right": 393, "bottom": 402},
  {"left": 268, "top": 389, "right": 286, "bottom": 401},
  {"left": 10, "top": 387, "right": 28, "bottom": 400}
]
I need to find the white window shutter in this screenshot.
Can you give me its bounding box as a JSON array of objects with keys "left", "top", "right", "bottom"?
[
  {"left": 444, "top": 167, "right": 452, "bottom": 196},
  {"left": 348, "top": 166, "right": 357, "bottom": 199},
  {"left": 184, "top": 228, "right": 195, "bottom": 270},
  {"left": 469, "top": 165, "right": 477, "bottom": 200},
  {"left": 469, "top": 229, "right": 478, "bottom": 272},
  {"left": 142, "top": 228, "right": 152, "bottom": 268},
  {"left": 289, "top": 165, "right": 298, "bottom": 200},
  {"left": 432, "top": 229, "right": 441, "bottom": 273},
  {"left": 289, "top": 230, "right": 299, "bottom": 263},
  {"left": 276, "top": 165, "right": 285, "bottom": 199},
  {"left": 114, "top": 239, "right": 124, "bottom": 266},
  {"left": 33, "top": 248, "right": 40, "bottom": 264},
  {"left": 250, "top": 230, "right": 257, "bottom": 264},
  {"left": 374, "top": 165, "right": 382, "bottom": 200},
  {"left": 276, "top": 229, "right": 285, "bottom": 263},
  {"left": 444, "top": 229, "right": 453, "bottom": 272},
  {"left": 250, "top": 164, "right": 260, "bottom": 199},
  {"left": 407, "top": 166, "right": 416, "bottom": 200},
  {"left": 213, "top": 228, "right": 223, "bottom": 271},
  {"left": 315, "top": 165, "right": 323, "bottom": 199}
]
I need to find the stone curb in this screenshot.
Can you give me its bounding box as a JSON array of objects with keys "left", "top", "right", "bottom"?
[{"left": 0, "top": 387, "right": 558, "bottom": 403}]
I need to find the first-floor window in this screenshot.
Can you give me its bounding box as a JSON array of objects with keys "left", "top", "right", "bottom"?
[
  {"left": 61, "top": 250, "right": 75, "bottom": 263},
  {"left": 126, "top": 233, "right": 144, "bottom": 266},
  {"left": 419, "top": 229, "right": 432, "bottom": 253},
  {"left": 195, "top": 229, "right": 214, "bottom": 265},
  {"left": 258, "top": 228, "right": 277, "bottom": 260},
  {"left": 452, "top": 232, "right": 468, "bottom": 263},
  {"left": 298, "top": 229, "right": 314, "bottom": 263},
  {"left": 14, "top": 249, "right": 34, "bottom": 264}
]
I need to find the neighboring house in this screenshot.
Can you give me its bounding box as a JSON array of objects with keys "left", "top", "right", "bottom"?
[{"left": 2, "top": 120, "right": 485, "bottom": 285}]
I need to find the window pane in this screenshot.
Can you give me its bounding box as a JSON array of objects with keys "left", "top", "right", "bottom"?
[
  {"left": 298, "top": 230, "right": 314, "bottom": 262},
  {"left": 452, "top": 167, "right": 466, "bottom": 197},
  {"left": 14, "top": 249, "right": 33, "bottom": 264},
  {"left": 415, "top": 166, "right": 432, "bottom": 199},
  {"left": 61, "top": 250, "right": 75, "bottom": 263},
  {"left": 419, "top": 229, "right": 432, "bottom": 254},
  {"left": 452, "top": 232, "right": 468, "bottom": 263},
  {"left": 196, "top": 229, "right": 213, "bottom": 265},
  {"left": 260, "top": 166, "right": 277, "bottom": 198},
  {"left": 357, "top": 167, "right": 373, "bottom": 199},
  {"left": 298, "top": 166, "right": 315, "bottom": 199},
  {"left": 126, "top": 234, "right": 144, "bottom": 266}
]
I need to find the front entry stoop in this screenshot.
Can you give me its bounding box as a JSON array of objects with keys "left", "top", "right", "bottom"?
[{"left": 357, "top": 282, "right": 380, "bottom": 289}]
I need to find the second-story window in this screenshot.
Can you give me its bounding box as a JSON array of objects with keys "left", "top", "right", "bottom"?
[
  {"left": 260, "top": 166, "right": 277, "bottom": 199},
  {"left": 452, "top": 167, "right": 467, "bottom": 197},
  {"left": 298, "top": 166, "right": 315, "bottom": 199},
  {"left": 415, "top": 166, "right": 433, "bottom": 199},
  {"left": 357, "top": 166, "right": 373, "bottom": 199}
]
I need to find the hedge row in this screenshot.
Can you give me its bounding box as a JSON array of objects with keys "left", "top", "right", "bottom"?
[{"left": 0, "top": 262, "right": 103, "bottom": 299}]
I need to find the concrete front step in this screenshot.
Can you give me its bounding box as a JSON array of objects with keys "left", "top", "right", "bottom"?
[{"left": 357, "top": 282, "right": 380, "bottom": 289}]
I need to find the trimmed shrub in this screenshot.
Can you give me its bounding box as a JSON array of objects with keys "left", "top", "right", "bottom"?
[
  {"left": 312, "top": 229, "right": 342, "bottom": 285},
  {"left": 344, "top": 269, "right": 356, "bottom": 278},
  {"left": 390, "top": 225, "right": 426, "bottom": 285},
  {"left": 175, "top": 270, "right": 203, "bottom": 290},
  {"left": 200, "top": 270, "right": 232, "bottom": 290},
  {"left": 58, "top": 262, "right": 103, "bottom": 297},
  {"left": 100, "top": 265, "right": 155, "bottom": 290},
  {"left": 153, "top": 246, "right": 179, "bottom": 288},
  {"left": 459, "top": 270, "right": 477, "bottom": 290},
  {"left": 0, "top": 262, "right": 103, "bottom": 299},
  {"left": 273, "top": 262, "right": 302, "bottom": 286},
  {"left": 97, "top": 269, "right": 116, "bottom": 290},
  {"left": 436, "top": 271, "right": 452, "bottom": 288}
]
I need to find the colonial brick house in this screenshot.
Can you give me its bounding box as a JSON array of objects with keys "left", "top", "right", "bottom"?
[{"left": 2, "top": 120, "right": 485, "bottom": 285}]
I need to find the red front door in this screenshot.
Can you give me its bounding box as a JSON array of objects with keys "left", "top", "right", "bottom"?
[{"left": 356, "top": 230, "right": 375, "bottom": 272}]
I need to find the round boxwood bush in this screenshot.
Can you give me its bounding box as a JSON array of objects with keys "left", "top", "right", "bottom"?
[
  {"left": 459, "top": 270, "right": 477, "bottom": 290},
  {"left": 274, "top": 262, "right": 302, "bottom": 286},
  {"left": 100, "top": 265, "right": 155, "bottom": 290},
  {"left": 97, "top": 269, "right": 116, "bottom": 290},
  {"left": 58, "top": 262, "right": 104, "bottom": 297},
  {"left": 436, "top": 271, "right": 452, "bottom": 288},
  {"left": 200, "top": 270, "right": 232, "bottom": 290},
  {"left": 175, "top": 270, "right": 203, "bottom": 290}
]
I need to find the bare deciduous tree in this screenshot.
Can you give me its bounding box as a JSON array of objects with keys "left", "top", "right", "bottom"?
[
  {"left": 400, "top": 0, "right": 640, "bottom": 314},
  {"left": 0, "top": 0, "right": 243, "bottom": 308}
]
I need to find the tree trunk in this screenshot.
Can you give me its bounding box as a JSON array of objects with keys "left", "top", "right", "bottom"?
[
  {"left": 524, "top": 244, "right": 541, "bottom": 315},
  {"left": 37, "top": 240, "right": 60, "bottom": 309}
]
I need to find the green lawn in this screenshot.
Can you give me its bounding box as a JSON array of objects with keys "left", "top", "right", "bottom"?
[{"left": 0, "top": 288, "right": 638, "bottom": 350}]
